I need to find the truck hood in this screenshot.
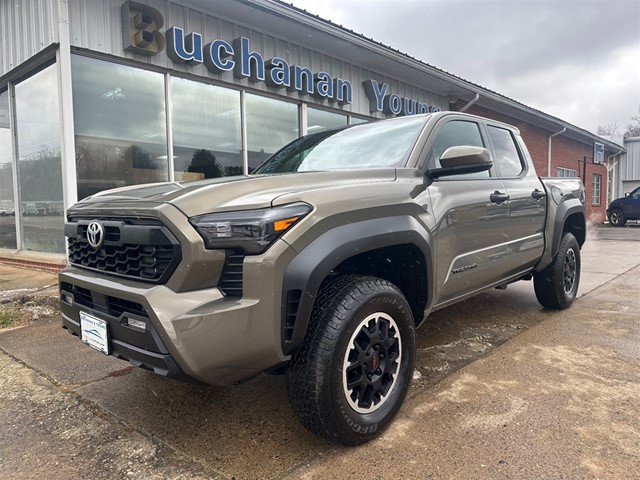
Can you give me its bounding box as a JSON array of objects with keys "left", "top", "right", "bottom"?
[{"left": 70, "top": 169, "right": 397, "bottom": 217}]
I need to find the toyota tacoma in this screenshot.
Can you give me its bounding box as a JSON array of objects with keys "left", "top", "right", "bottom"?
[{"left": 60, "top": 112, "right": 586, "bottom": 444}]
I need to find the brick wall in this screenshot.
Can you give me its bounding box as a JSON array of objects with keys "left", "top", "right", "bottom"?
[{"left": 453, "top": 102, "right": 608, "bottom": 223}]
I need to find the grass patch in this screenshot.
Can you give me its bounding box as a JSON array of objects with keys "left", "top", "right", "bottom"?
[{"left": 0, "top": 306, "right": 22, "bottom": 329}]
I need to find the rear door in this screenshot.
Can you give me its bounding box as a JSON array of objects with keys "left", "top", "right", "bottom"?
[
  {"left": 421, "top": 116, "right": 511, "bottom": 305},
  {"left": 485, "top": 122, "right": 546, "bottom": 274}
]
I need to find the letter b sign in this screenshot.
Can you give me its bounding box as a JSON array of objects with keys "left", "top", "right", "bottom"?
[{"left": 121, "top": 1, "right": 165, "bottom": 56}]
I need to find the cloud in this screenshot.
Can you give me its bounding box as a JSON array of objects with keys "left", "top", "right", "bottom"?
[{"left": 289, "top": 0, "right": 640, "bottom": 133}]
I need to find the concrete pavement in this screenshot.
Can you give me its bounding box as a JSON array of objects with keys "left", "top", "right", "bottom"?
[
  {"left": 0, "top": 225, "right": 639, "bottom": 479},
  {"left": 289, "top": 263, "right": 640, "bottom": 479}
]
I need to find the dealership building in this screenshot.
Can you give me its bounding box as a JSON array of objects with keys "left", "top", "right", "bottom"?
[{"left": 0, "top": 0, "right": 625, "bottom": 263}]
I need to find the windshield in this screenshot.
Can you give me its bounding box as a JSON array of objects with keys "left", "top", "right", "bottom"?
[{"left": 252, "top": 116, "right": 428, "bottom": 174}]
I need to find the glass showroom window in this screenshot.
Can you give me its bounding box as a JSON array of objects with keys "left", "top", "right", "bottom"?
[
  {"left": 0, "top": 89, "right": 16, "bottom": 249},
  {"left": 14, "top": 65, "right": 65, "bottom": 253},
  {"left": 171, "top": 77, "right": 242, "bottom": 180},
  {"left": 71, "top": 55, "right": 167, "bottom": 200},
  {"left": 350, "top": 116, "right": 370, "bottom": 125},
  {"left": 245, "top": 94, "right": 299, "bottom": 172},
  {"left": 592, "top": 174, "right": 601, "bottom": 205},
  {"left": 307, "top": 107, "right": 347, "bottom": 134}
]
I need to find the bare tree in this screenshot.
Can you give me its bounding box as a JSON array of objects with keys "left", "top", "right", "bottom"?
[
  {"left": 597, "top": 122, "right": 619, "bottom": 136},
  {"left": 624, "top": 115, "right": 640, "bottom": 138}
]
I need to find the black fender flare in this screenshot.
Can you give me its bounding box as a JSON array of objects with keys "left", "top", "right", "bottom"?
[
  {"left": 551, "top": 199, "right": 586, "bottom": 256},
  {"left": 536, "top": 198, "right": 585, "bottom": 272},
  {"left": 281, "top": 216, "right": 433, "bottom": 355}
]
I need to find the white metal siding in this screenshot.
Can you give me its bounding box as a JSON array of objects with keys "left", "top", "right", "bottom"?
[
  {"left": 67, "top": 0, "right": 446, "bottom": 116},
  {"left": 616, "top": 138, "right": 640, "bottom": 198},
  {"left": 0, "top": 0, "right": 59, "bottom": 77},
  {"left": 622, "top": 139, "right": 640, "bottom": 178},
  {"left": 622, "top": 180, "right": 640, "bottom": 194}
]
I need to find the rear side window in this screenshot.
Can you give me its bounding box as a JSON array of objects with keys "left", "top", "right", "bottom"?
[
  {"left": 487, "top": 126, "right": 524, "bottom": 177},
  {"left": 428, "top": 120, "right": 488, "bottom": 178}
]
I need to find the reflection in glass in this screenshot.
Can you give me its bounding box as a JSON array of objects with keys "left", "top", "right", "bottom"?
[
  {"left": 14, "top": 64, "right": 65, "bottom": 253},
  {"left": 0, "top": 90, "right": 17, "bottom": 249},
  {"left": 429, "top": 120, "right": 489, "bottom": 178},
  {"left": 72, "top": 55, "right": 168, "bottom": 199},
  {"left": 487, "top": 126, "right": 523, "bottom": 177},
  {"left": 171, "top": 77, "right": 242, "bottom": 180},
  {"left": 307, "top": 107, "right": 347, "bottom": 133},
  {"left": 246, "top": 94, "right": 298, "bottom": 171},
  {"left": 254, "top": 116, "right": 427, "bottom": 174},
  {"left": 350, "top": 117, "right": 370, "bottom": 125}
]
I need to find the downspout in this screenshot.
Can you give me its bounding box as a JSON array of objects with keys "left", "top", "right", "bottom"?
[
  {"left": 606, "top": 149, "right": 623, "bottom": 204},
  {"left": 459, "top": 93, "right": 480, "bottom": 112},
  {"left": 547, "top": 126, "right": 566, "bottom": 176}
]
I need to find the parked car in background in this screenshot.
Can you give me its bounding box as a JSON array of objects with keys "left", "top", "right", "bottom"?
[
  {"left": 607, "top": 186, "right": 640, "bottom": 226},
  {"left": 0, "top": 207, "right": 15, "bottom": 216}
]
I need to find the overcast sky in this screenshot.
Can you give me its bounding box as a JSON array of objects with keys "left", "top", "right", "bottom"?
[{"left": 289, "top": 0, "right": 640, "bottom": 136}]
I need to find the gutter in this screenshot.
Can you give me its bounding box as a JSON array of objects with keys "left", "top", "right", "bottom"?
[
  {"left": 607, "top": 149, "right": 623, "bottom": 162},
  {"left": 606, "top": 149, "right": 623, "bottom": 203},
  {"left": 459, "top": 93, "right": 480, "bottom": 112},
  {"left": 547, "top": 127, "right": 566, "bottom": 176}
]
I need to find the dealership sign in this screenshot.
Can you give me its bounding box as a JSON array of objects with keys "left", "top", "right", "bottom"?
[
  {"left": 121, "top": 1, "right": 440, "bottom": 115},
  {"left": 593, "top": 142, "right": 605, "bottom": 164}
]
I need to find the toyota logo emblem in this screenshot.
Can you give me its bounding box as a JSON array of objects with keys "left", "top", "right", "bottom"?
[{"left": 86, "top": 221, "right": 105, "bottom": 249}]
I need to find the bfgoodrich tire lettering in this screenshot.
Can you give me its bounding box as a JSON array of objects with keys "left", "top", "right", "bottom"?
[
  {"left": 534, "top": 232, "right": 581, "bottom": 310},
  {"left": 286, "top": 275, "right": 415, "bottom": 445}
]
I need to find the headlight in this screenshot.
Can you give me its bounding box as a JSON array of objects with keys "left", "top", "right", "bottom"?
[{"left": 189, "top": 202, "right": 312, "bottom": 254}]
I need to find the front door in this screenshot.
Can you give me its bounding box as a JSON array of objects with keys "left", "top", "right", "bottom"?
[{"left": 422, "top": 117, "right": 511, "bottom": 305}]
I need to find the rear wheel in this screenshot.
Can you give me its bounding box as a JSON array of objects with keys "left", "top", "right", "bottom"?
[
  {"left": 608, "top": 209, "right": 626, "bottom": 227},
  {"left": 534, "top": 232, "right": 580, "bottom": 310},
  {"left": 286, "top": 275, "right": 415, "bottom": 445}
]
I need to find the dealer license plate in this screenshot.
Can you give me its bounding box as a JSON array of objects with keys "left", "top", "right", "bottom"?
[{"left": 80, "top": 311, "right": 110, "bottom": 355}]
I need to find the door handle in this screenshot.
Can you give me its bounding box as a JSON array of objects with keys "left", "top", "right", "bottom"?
[
  {"left": 531, "top": 189, "right": 547, "bottom": 200},
  {"left": 490, "top": 191, "right": 509, "bottom": 204}
]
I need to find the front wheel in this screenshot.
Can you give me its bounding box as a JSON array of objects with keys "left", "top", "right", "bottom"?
[
  {"left": 534, "top": 232, "right": 581, "bottom": 310},
  {"left": 608, "top": 209, "right": 626, "bottom": 227},
  {"left": 286, "top": 275, "right": 415, "bottom": 445}
]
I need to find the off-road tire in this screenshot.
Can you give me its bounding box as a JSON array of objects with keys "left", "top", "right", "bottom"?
[
  {"left": 608, "top": 209, "right": 626, "bottom": 227},
  {"left": 534, "top": 232, "right": 580, "bottom": 310},
  {"left": 286, "top": 275, "right": 415, "bottom": 445}
]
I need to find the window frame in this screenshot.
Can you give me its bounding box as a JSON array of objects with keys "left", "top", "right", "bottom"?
[
  {"left": 557, "top": 167, "right": 578, "bottom": 178},
  {"left": 419, "top": 116, "right": 496, "bottom": 180},
  {"left": 592, "top": 173, "right": 601, "bottom": 206},
  {"left": 484, "top": 123, "right": 527, "bottom": 179}
]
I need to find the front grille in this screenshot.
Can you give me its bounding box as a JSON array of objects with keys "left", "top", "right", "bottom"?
[
  {"left": 65, "top": 217, "right": 181, "bottom": 284},
  {"left": 61, "top": 282, "right": 149, "bottom": 319},
  {"left": 108, "top": 295, "right": 148, "bottom": 318},
  {"left": 218, "top": 249, "right": 244, "bottom": 298}
]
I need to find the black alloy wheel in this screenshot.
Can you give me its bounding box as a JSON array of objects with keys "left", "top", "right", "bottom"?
[
  {"left": 342, "top": 312, "right": 402, "bottom": 414},
  {"left": 562, "top": 246, "right": 577, "bottom": 295}
]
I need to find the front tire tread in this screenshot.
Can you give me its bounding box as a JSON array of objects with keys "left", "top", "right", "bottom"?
[{"left": 286, "top": 275, "right": 414, "bottom": 445}]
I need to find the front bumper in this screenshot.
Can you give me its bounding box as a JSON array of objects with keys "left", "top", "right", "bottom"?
[{"left": 59, "top": 239, "right": 296, "bottom": 385}]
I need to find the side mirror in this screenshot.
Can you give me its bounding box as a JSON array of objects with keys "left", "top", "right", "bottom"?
[
  {"left": 624, "top": 192, "right": 630, "bottom": 197},
  {"left": 428, "top": 146, "right": 493, "bottom": 179}
]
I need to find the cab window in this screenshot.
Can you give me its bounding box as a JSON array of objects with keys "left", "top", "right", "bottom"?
[
  {"left": 487, "top": 125, "right": 524, "bottom": 178},
  {"left": 427, "top": 120, "right": 489, "bottom": 178}
]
